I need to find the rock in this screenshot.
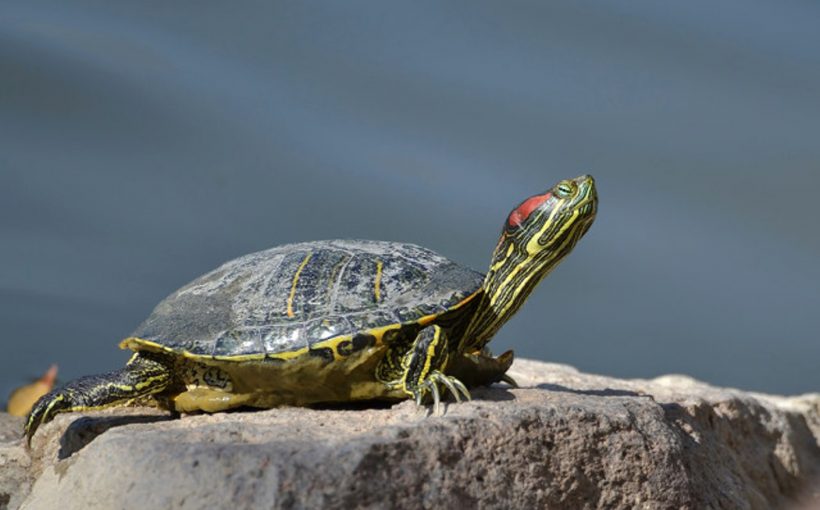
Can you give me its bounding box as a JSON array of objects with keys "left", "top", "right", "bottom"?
[
  {"left": 0, "top": 414, "right": 30, "bottom": 510},
  {"left": 5, "top": 359, "right": 818, "bottom": 509}
]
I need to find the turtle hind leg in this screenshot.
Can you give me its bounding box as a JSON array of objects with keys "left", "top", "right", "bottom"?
[
  {"left": 447, "top": 349, "right": 517, "bottom": 389},
  {"left": 24, "top": 352, "right": 173, "bottom": 445}
]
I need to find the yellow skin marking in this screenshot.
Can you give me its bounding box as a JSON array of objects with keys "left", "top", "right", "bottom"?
[
  {"left": 489, "top": 198, "right": 564, "bottom": 308},
  {"left": 464, "top": 179, "right": 596, "bottom": 347},
  {"left": 490, "top": 202, "right": 562, "bottom": 305},
  {"left": 420, "top": 327, "right": 444, "bottom": 385},
  {"left": 287, "top": 252, "right": 313, "bottom": 318},
  {"left": 374, "top": 259, "right": 383, "bottom": 302},
  {"left": 64, "top": 401, "right": 141, "bottom": 414},
  {"left": 26, "top": 394, "right": 119, "bottom": 439},
  {"left": 36, "top": 394, "right": 65, "bottom": 429},
  {"left": 527, "top": 208, "right": 579, "bottom": 256},
  {"left": 497, "top": 211, "right": 577, "bottom": 315},
  {"left": 111, "top": 374, "right": 168, "bottom": 393},
  {"left": 490, "top": 242, "right": 515, "bottom": 272}
]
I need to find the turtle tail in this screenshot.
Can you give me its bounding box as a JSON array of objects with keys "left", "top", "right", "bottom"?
[{"left": 24, "top": 352, "right": 172, "bottom": 445}]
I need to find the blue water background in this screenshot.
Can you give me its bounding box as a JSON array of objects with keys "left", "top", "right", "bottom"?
[{"left": 1, "top": 1, "right": 818, "bottom": 401}]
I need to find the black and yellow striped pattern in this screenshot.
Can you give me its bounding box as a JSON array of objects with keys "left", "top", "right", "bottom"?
[
  {"left": 465, "top": 175, "right": 597, "bottom": 348},
  {"left": 24, "top": 352, "right": 171, "bottom": 444}
]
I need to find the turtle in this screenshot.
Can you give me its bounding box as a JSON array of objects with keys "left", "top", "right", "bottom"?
[{"left": 25, "top": 174, "right": 597, "bottom": 443}]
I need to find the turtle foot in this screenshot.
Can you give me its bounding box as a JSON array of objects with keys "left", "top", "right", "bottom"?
[
  {"left": 24, "top": 388, "right": 74, "bottom": 446},
  {"left": 412, "top": 370, "right": 471, "bottom": 415},
  {"left": 23, "top": 353, "right": 172, "bottom": 445}
]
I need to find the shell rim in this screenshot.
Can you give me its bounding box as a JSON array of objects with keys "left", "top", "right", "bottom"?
[{"left": 119, "top": 289, "right": 482, "bottom": 363}]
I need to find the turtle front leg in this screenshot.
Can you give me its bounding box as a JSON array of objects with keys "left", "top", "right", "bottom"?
[
  {"left": 401, "top": 325, "right": 471, "bottom": 413},
  {"left": 24, "top": 352, "right": 172, "bottom": 445}
]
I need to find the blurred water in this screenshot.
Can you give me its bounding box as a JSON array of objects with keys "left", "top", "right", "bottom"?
[{"left": 1, "top": 1, "right": 818, "bottom": 404}]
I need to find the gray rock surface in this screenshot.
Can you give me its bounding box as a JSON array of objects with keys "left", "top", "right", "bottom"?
[
  {"left": 0, "top": 415, "right": 30, "bottom": 510},
  {"left": 4, "top": 359, "right": 818, "bottom": 510}
]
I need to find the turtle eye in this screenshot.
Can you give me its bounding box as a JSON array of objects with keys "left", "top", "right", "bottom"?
[{"left": 555, "top": 182, "right": 575, "bottom": 198}]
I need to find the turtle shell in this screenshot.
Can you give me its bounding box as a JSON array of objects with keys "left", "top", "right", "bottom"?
[{"left": 126, "top": 240, "right": 484, "bottom": 361}]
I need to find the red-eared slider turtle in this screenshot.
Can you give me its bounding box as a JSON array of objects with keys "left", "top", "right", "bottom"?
[{"left": 25, "top": 175, "right": 597, "bottom": 443}]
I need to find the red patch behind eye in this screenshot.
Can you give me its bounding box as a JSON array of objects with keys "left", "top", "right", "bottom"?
[{"left": 507, "top": 192, "right": 551, "bottom": 227}]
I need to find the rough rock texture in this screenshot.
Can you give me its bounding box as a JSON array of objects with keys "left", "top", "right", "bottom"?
[
  {"left": 4, "top": 360, "right": 818, "bottom": 510},
  {"left": 0, "top": 415, "right": 30, "bottom": 510}
]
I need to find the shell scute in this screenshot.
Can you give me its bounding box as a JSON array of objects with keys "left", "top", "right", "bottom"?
[{"left": 130, "top": 240, "right": 484, "bottom": 359}]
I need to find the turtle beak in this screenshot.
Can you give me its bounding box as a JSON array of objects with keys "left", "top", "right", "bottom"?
[
  {"left": 575, "top": 174, "right": 596, "bottom": 196},
  {"left": 573, "top": 175, "right": 598, "bottom": 206},
  {"left": 574, "top": 175, "right": 597, "bottom": 218}
]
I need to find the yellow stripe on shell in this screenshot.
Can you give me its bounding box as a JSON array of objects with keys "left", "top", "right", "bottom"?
[
  {"left": 374, "top": 259, "right": 383, "bottom": 302},
  {"left": 118, "top": 289, "right": 483, "bottom": 364},
  {"left": 287, "top": 252, "right": 313, "bottom": 318}
]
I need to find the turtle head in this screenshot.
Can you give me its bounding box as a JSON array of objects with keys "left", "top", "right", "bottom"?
[
  {"left": 501, "top": 174, "right": 597, "bottom": 256},
  {"left": 467, "top": 175, "right": 597, "bottom": 346}
]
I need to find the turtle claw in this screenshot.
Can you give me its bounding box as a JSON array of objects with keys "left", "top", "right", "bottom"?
[
  {"left": 453, "top": 378, "right": 472, "bottom": 401},
  {"left": 429, "top": 380, "right": 442, "bottom": 415},
  {"left": 434, "top": 373, "right": 462, "bottom": 403},
  {"left": 431, "top": 371, "right": 471, "bottom": 402},
  {"left": 501, "top": 374, "right": 519, "bottom": 388},
  {"left": 411, "top": 371, "right": 471, "bottom": 414}
]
